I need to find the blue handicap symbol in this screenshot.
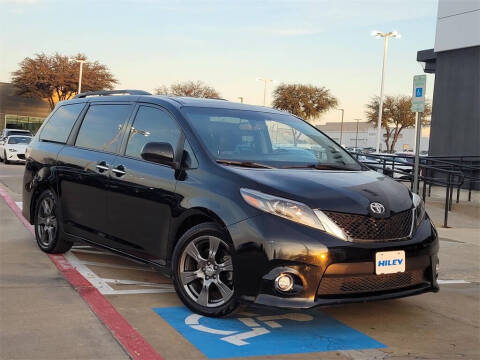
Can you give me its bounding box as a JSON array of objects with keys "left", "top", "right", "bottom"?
[
  {"left": 415, "top": 87, "right": 423, "bottom": 97},
  {"left": 153, "top": 306, "right": 385, "bottom": 358}
]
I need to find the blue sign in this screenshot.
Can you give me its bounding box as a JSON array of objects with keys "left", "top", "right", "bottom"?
[
  {"left": 154, "top": 306, "right": 385, "bottom": 358},
  {"left": 415, "top": 87, "right": 423, "bottom": 97}
]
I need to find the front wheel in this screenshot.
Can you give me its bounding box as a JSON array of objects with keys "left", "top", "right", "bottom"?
[
  {"left": 3, "top": 151, "right": 9, "bottom": 164},
  {"left": 172, "top": 222, "right": 238, "bottom": 317},
  {"left": 34, "top": 189, "right": 72, "bottom": 253}
]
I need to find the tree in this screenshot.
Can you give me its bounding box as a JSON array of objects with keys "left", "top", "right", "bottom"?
[
  {"left": 272, "top": 83, "right": 338, "bottom": 123},
  {"left": 11, "top": 53, "right": 117, "bottom": 110},
  {"left": 155, "top": 81, "right": 220, "bottom": 98},
  {"left": 365, "top": 95, "right": 432, "bottom": 152}
]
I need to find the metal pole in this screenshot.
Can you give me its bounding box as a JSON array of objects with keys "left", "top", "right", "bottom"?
[
  {"left": 444, "top": 175, "right": 450, "bottom": 227},
  {"left": 413, "top": 112, "right": 422, "bottom": 193},
  {"left": 339, "top": 109, "right": 344, "bottom": 145},
  {"left": 78, "top": 61, "right": 84, "bottom": 94},
  {"left": 355, "top": 119, "right": 359, "bottom": 148},
  {"left": 263, "top": 80, "right": 267, "bottom": 106},
  {"left": 376, "top": 35, "right": 389, "bottom": 153}
]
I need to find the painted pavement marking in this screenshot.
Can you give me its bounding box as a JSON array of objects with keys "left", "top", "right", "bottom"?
[{"left": 154, "top": 306, "right": 385, "bottom": 359}]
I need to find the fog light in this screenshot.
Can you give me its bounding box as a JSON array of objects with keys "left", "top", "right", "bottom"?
[{"left": 275, "top": 273, "right": 294, "bottom": 292}]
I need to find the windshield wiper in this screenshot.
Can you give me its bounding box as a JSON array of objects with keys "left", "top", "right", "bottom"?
[
  {"left": 216, "top": 159, "right": 275, "bottom": 169},
  {"left": 281, "top": 164, "right": 357, "bottom": 171}
]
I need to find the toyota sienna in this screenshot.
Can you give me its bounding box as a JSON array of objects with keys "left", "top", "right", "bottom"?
[{"left": 22, "top": 90, "right": 439, "bottom": 317}]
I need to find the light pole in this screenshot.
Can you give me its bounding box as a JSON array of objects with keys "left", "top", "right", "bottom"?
[
  {"left": 354, "top": 118, "right": 361, "bottom": 148},
  {"left": 337, "top": 108, "right": 344, "bottom": 145},
  {"left": 371, "top": 30, "right": 400, "bottom": 153},
  {"left": 71, "top": 59, "right": 86, "bottom": 94},
  {"left": 256, "top": 78, "right": 273, "bottom": 106}
]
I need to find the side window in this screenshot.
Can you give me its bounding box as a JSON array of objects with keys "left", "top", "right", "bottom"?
[
  {"left": 40, "top": 103, "right": 85, "bottom": 143},
  {"left": 75, "top": 104, "right": 131, "bottom": 153},
  {"left": 125, "top": 106, "right": 181, "bottom": 159}
]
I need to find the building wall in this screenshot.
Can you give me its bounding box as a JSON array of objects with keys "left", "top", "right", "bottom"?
[
  {"left": 428, "top": 0, "right": 480, "bottom": 157},
  {"left": 317, "top": 123, "right": 430, "bottom": 153},
  {"left": 429, "top": 46, "right": 480, "bottom": 156},
  {"left": 434, "top": 1, "right": 480, "bottom": 52},
  {"left": 0, "top": 82, "right": 51, "bottom": 133}
]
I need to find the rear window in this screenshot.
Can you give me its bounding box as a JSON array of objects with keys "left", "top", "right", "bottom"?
[
  {"left": 7, "top": 130, "right": 32, "bottom": 137},
  {"left": 40, "top": 103, "right": 85, "bottom": 143},
  {"left": 75, "top": 104, "right": 131, "bottom": 153}
]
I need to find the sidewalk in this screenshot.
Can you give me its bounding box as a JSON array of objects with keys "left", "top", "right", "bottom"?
[{"left": 0, "top": 198, "right": 129, "bottom": 360}]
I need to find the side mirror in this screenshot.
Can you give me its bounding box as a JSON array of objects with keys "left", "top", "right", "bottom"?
[{"left": 141, "top": 142, "right": 175, "bottom": 167}]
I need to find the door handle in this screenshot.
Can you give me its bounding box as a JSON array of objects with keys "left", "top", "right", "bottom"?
[
  {"left": 112, "top": 165, "right": 126, "bottom": 177},
  {"left": 96, "top": 161, "right": 110, "bottom": 173}
]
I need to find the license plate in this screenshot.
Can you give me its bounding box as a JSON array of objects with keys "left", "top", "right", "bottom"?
[{"left": 375, "top": 251, "right": 405, "bottom": 275}]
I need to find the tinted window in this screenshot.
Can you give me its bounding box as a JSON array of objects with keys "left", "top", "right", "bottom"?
[
  {"left": 125, "top": 106, "right": 181, "bottom": 159},
  {"left": 75, "top": 104, "right": 131, "bottom": 153},
  {"left": 182, "top": 107, "right": 362, "bottom": 170},
  {"left": 7, "top": 130, "right": 32, "bottom": 137},
  {"left": 8, "top": 136, "right": 32, "bottom": 144},
  {"left": 40, "top": 104, "right": 85, "bottom": 143}
]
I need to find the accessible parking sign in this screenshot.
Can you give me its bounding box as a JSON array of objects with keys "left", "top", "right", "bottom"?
[{"left": 154, "top": 306, "right": 385, "bottom": 358}]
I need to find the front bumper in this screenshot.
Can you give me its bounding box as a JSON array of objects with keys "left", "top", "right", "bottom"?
[
  {"left": 5, "top": 151, "right": 26, "bottom": 162},
  {"left": 228, "top": 212, "right": 439, "bottom": 309}
]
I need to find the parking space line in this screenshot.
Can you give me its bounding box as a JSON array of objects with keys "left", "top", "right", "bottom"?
[
  {"left": 77, "top": 260, "right": 158, "bottom": 272},
  {"left": 0, "top": 185, "right": 165, "bottom": 360},
  {"left": 65, "top": 252, "right": 175, "bottom": 295},
  {"left": 437, "top": 279, "right": 471, "bottom": 284}
]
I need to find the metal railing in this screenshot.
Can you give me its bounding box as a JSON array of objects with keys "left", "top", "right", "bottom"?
[{"left": 353, "top": 153, "right": 480, "bottom": 227}]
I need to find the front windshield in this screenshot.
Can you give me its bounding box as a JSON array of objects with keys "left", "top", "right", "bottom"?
[
  {"left": 182, "top": 107, "right": 363, "bottom": 170},
  {"left": 8, "top": 136, "right": 32, "bottom": 144}
]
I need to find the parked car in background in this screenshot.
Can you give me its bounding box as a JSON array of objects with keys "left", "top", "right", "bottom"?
[
  {"left": 0, "top": 135, "right": 32, "bottom": 164},
  {"left": 0, "top": 129, "right": 33, "bottom": 142}
]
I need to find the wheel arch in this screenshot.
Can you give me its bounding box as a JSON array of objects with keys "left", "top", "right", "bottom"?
[
  {"left": 29, "top": 167, "right": 58, "bottom": 224},
  {"left": 168, "top": 207, "right": 230, "bottom": 261}
]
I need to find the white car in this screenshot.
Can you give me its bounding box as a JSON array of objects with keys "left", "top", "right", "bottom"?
[{"left": 0, "top": 135, "right": 32, "bottom": 164}]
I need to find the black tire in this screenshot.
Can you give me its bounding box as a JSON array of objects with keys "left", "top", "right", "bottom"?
[
  {"left": 4, "top": 151, "right": 9, "bottom": 164},
  {"left": 172, "top": 222, "right": 238, "bottom": 317},
  {"left": 34, "top": 189, "right": 72, "bottom": 254}
]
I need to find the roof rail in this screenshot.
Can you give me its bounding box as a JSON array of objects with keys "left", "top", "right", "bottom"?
[{"left": 73, "top": 90, "right": 151, "bottom": 99}]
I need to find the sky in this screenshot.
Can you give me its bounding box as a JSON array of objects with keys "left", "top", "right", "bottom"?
[{"left": 0, "top": 0, "right": 438, "bottom": 124}]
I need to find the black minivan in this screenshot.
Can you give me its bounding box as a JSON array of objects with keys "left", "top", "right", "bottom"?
[{"left": 23, "top": 90, "right": 439, "bottom": 316}]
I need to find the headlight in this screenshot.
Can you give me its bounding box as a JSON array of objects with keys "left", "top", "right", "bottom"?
[
  {"left": 240, "top": 188, "right": 348, "bottom": 241},
  {"left": 412, "top": 193, "right": 425, "bottom": 227}
]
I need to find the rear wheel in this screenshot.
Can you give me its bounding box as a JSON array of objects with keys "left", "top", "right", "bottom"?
[
  {"left": 172, "top": 222, "right": 237, "bottom": 317},
  {"left": 34, "top": 190, "right": 72, "bottom": 253}
]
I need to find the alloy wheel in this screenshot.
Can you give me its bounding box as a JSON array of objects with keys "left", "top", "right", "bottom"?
[
  {"left": 179, "top": 236, "right": 234, "bottom": 307},
  {"left": 36, "top": 196, "right": 57, "bottom": 247}
]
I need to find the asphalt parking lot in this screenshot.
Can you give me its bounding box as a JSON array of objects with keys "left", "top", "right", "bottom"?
[{"left": 1, "top": 161, "right": 479, "bottom": 360}]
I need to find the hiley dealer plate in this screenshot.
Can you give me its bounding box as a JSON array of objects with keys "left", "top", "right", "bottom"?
[{"left": 375, "top": 250, "right": 405, "bottom": 275}]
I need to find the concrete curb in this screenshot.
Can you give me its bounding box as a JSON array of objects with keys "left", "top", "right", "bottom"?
[{"left": 0, "top": 184, "right": 164, "bottom": 360}]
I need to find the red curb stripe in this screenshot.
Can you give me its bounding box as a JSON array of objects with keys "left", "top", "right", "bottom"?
[{"left": 0, "top": 184, "right": 164, "bottom": 360}]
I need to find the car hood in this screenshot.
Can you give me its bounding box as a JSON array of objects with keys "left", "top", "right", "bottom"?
[
  {"left": 7, "top": 144, "right": 28, "bottom": 152},
  {"left": 227, "top": 168, "right": 413, "bottom": 216}
]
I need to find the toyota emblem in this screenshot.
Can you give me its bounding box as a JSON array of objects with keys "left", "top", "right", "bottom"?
[{"left": 369, "top": 202, "right": 386, "bottom": 215}]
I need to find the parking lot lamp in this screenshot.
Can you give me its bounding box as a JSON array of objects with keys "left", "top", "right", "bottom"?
[
  {"left": 70, "top": 59, "right": 86, "bottom": 94},
  {"left": 337, "top": 108, "right": 344, "bottom": 145},
  {"left": 371, "top": 30, "right": 401, "bottom": 153},
  {"left": 256, "top": 78, "right": 274, "bottom": 106},
  {"left": 354, "top": 118, "right": 361, "bottom": 148}
]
